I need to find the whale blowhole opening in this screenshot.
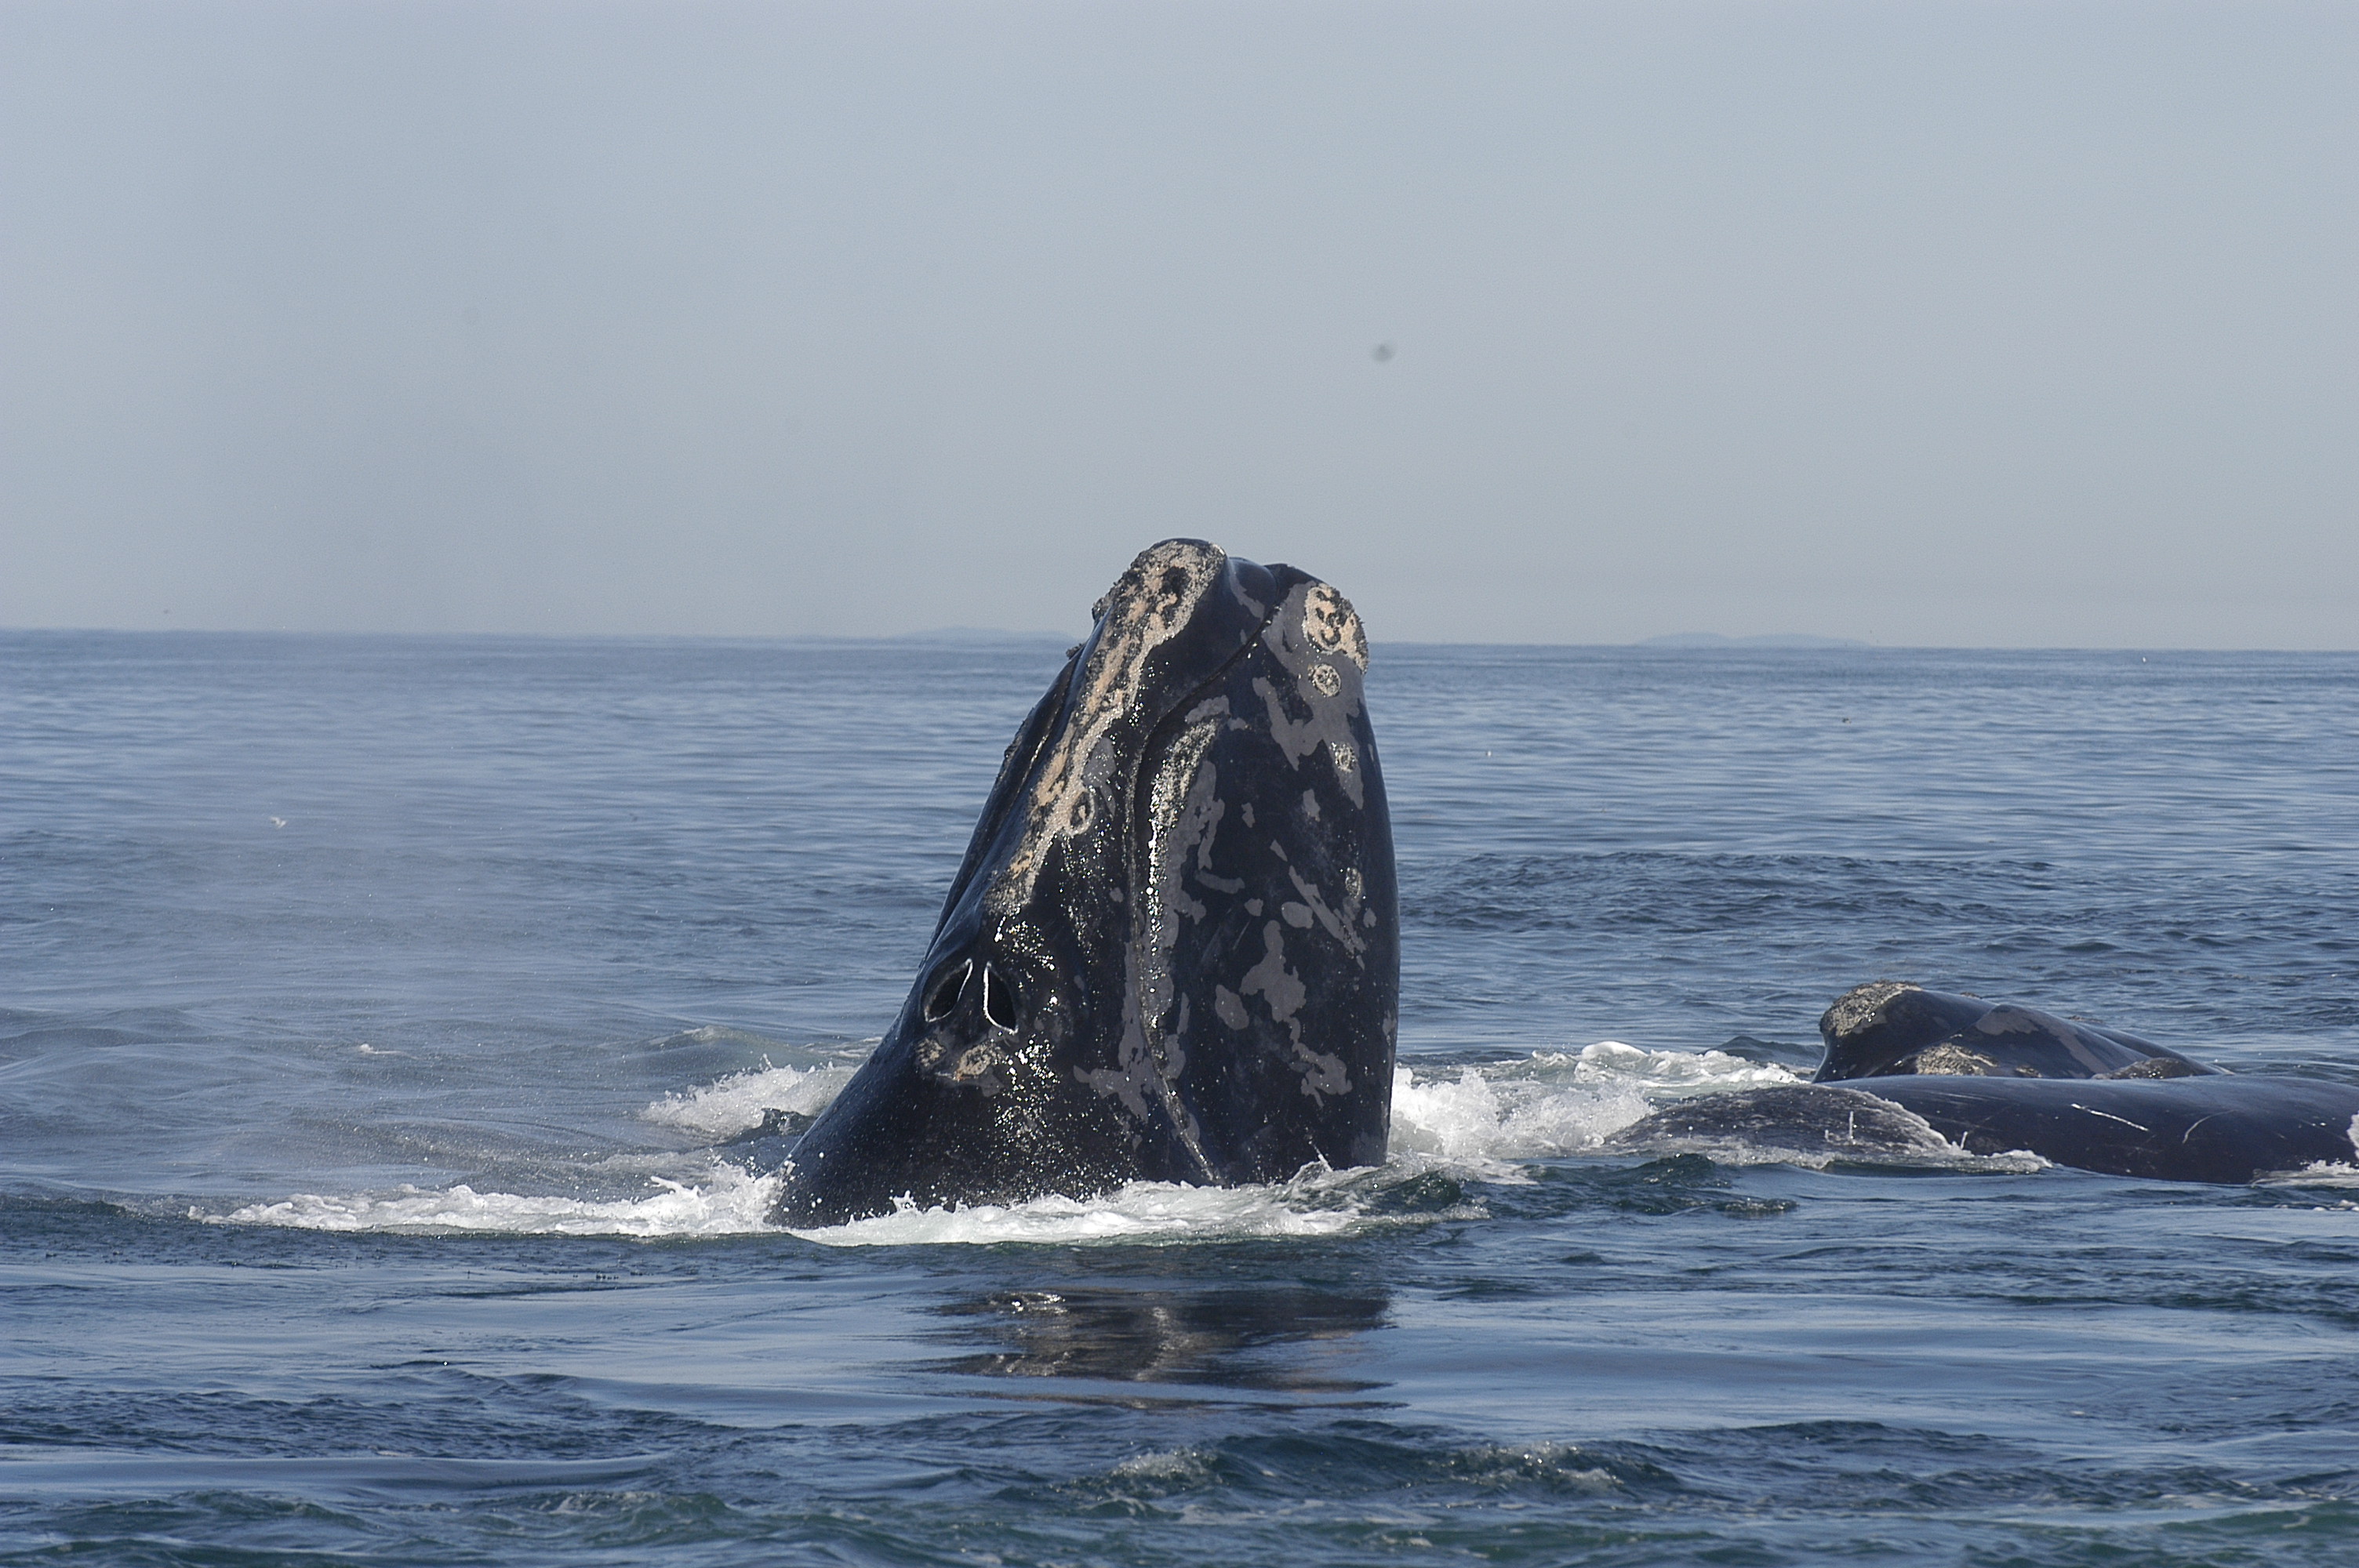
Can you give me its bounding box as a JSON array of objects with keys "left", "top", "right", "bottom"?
[
  {"left": 981, "top": 963, "right": 1018, "bottom": 1033},
  {"left": 923, "top": 960, "right": 972, "bottom": 1024}
]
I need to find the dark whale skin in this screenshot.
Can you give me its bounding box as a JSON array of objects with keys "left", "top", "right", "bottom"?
[
  {"left": 1863, "top": 1073, "right": 2359, "bottom": 1183},
  {"left": 1815, "top": 982, "right": 2213, "bottom": 1083},
  {"left": 1809, "top": 981, "right": 2358, "bottom": 1181},
  {"left": 770, "top": 539, "right": 1398, "bottom": 1225},
  {"left": 1611, "top": 1075, "right": 2359, "bottom": 1183},
  {"left": 1616, "top": 981, "right": 2359, "bottom": 1184}
]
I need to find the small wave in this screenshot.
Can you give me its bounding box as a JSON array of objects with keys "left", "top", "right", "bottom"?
[
  {"left": 641, "top": 1058, "right": 860, "bottom": 1140},
  {"left": 1109, "top": 1448, "right": 1218, "bottom": 1485},
  {"left": 200, "top": 1163, "right": 778, "bottom": 1237}
]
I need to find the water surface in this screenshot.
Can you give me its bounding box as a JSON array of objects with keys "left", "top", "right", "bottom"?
[{"left": 5, "top": 633, "right": 2357, "bottom": 1565}]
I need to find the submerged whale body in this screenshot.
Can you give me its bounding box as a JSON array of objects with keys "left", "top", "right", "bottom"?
[
  {"left": 1616, "top": 981, "right": 2359, "bottom": 1182},
  {"left": 770, "top": 540, "right": 1398, "bottom": 1225}
]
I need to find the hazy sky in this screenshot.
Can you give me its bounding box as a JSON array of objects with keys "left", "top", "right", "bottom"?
[{"left": 3, "top": 1, "right": 2353, "bottom": 645}]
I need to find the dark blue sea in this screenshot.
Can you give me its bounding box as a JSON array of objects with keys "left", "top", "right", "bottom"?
[{"left": 6, "top": 631, "right": 2358, "bottom": 1566}]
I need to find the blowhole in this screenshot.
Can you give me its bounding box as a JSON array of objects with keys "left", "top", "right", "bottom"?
[
  {"left": 923, "top": 960, "right": 972, "bottom": 1023},
  {"left": 981, "top": 963, "right": 1019, "bottom": 1032}
]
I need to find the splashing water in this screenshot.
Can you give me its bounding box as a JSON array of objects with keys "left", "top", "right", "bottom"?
[
  {"left": 1388, "top": 1043, "right": 1802, "bottom": 1172},
  {"left": 641, "top": 1057, "right": 863, "bottom": 1139},
  {"left": 205, "top": 1044, "right": 2009, "bottom": 1243},
  {"left": 202, "top": 1162, "right": 780, "bottom": 1238},
  {"left": 783, "top": 1163, "right": 1444, "bottom": 1247}
]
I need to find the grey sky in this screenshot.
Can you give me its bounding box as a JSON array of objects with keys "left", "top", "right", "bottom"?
[{"left": 3, "top": 1, "right": 2352, "bottom": 646}]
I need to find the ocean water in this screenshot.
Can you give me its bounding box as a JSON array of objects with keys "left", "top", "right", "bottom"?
[{"left": 5, "top": 630, "right": 2358, "bottom": 1566}]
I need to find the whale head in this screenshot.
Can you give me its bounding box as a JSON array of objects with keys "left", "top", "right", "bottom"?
[{"left": 770, "top": 539, "right": 1398, "bottom": 1225}]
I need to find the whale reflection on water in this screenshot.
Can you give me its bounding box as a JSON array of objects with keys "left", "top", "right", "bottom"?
[{"left": 925, "top": 1283, "right": 1393, "bottom": 1396}]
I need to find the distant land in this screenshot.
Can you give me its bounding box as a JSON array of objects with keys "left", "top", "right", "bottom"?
[
  {"left": 1637, "top": 632, "right": 1871, "bottom": 650},
  {"left": 886, "top": 626, "right": 1071, "bottom": 643},
  {"left": 883, "top": 627, "right": 1881, "bottom": 649}
]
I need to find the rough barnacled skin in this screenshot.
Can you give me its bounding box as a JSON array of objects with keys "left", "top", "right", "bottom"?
[
  {"left": 770, "top": 539, "right": 1397, "bottom": 1225},
  {"left": 1814, "top": 981, "right": 2215, "bottom": 1083}
]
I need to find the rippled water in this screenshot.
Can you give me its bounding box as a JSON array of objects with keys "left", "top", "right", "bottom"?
[{"left": 6, "top": 631, "right": 2358, "bottom": 1566}]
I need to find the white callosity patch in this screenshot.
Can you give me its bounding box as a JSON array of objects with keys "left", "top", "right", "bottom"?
[
  {"left": 1821, "top": 979, "right": 1919, "bottom": 1036},
  {"left": 641, "top": 1059, "right": 860, "bottom": 1139},
  {"left": 1252, "top": 579, "right": 1372, "bottom": 810},
  {"left": 1299, "top": 582, "right": 1370, "bottom": 672},
  {"left": 987, "top": 539, "right": 1223, "bottom": 917}
]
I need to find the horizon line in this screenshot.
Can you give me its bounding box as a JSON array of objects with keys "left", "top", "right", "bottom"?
[{"left": 4, "top": 624, "right": 2355, "bottom": 656}]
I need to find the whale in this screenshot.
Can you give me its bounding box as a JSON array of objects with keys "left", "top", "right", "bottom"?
[
  {"left": 1613, "top": 981, "right": 2359, "bottom": 1182},
  {"left": 1811, "top": 982, "right": 2217, "bottom": 1083},
  {"left": 768, "top": 543, "right": 2357, "bottom": 1214},
  {"left": 770, "top": 539, "right": 1398, "bottom": 1225}
]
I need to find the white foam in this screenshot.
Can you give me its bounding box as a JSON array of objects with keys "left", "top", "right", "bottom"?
[
  {"left": 1522, "top": 1040, "right": 1805, "bottom": 1095},
  {"left": 1387, "top": 1044, "right": 1798, "bottom": 1171},
  {"left": 201, "top": 1155, "right": 1454, "bottom": 1247},
  {"left": 202, "top": 1044, "right": 1863, "bottom": 1244},
  {"left": 2243, "top": 1115, "right": 2359, "bottom": 1188},
  {"left": 1452, "top": 1442, "right": 1627, "bottom": 1493},
  {"left": 1110, "top": 1449, "right": 1216, "bottom": 1483},
  {"left": 1389, "top": 1064, "right": 1645, "bottom": 1168},
  {"left": 2255, "top": 1162, "right": 2359, "bottom": 1189},
  {"left": 787, "top": 1163, "right": 1423, "bottom": 1248},
  {"left": 202, "top": 1163, "right": 779, "bottom": 1237},
  {"left": 641, "top": 1058, "right": 858, "bottom": 1139}
]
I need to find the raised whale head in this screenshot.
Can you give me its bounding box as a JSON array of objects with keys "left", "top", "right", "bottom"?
[{"left": 771, "top": 539, "right": 1398, "bottom": 1225}]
